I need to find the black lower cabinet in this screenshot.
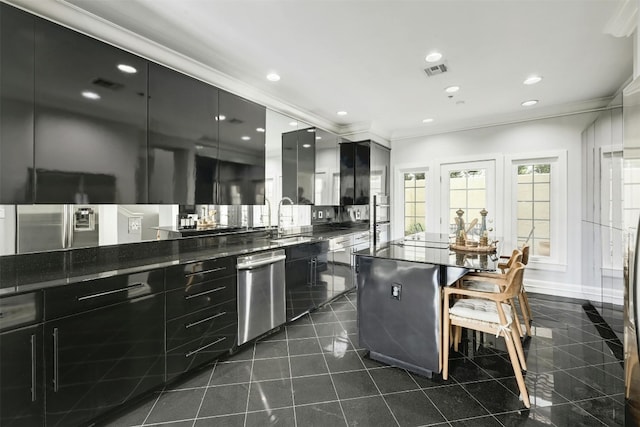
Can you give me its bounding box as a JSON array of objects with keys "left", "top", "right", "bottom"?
[
  {"left": 43, "top": 277, "right": 165, "bottom": 427},
  {"left": 285, "top": 241, "right": 331, "bottom": 321},
  {"left": 0, "top": 324, "right": 44, "bottom": 427},
  {"left": 164, "top": 259, "right": 237, "bottom": 381}
]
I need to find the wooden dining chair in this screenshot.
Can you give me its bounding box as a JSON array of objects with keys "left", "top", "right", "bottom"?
[
  {"left": 443, "top": 262, "right": 530, "bottom": 408},
  {"left": 457, "top": 248, "right": 531, "bottom": 337}
]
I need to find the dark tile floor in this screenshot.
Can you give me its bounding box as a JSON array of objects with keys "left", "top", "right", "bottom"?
[{"left": 101, "top": 292, "right": 624, "bottom": 427}]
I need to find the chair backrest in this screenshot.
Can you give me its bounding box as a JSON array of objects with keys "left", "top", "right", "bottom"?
[
  {"left": 502, "top": 262, "right": 525, "bottom": 299},
  {"left": 505, "top": 249, "right": 523, "bottom": 270},
  {"left": 520, "top": 245, "right": 529, "bottom": 266}
]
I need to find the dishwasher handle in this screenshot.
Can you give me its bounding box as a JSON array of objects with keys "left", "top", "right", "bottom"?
[{"left": 236, "top": 254, "right": 287, "bottom": 270}]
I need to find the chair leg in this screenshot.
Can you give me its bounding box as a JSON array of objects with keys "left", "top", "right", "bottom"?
[
  {"left": 518, "top": 292, "right": 532, "bottom": 336},
  {"left": 503, "top": 330, "right": 531, "bottom": 408},
  {"left": 510, "top": 321, "right": 527, "bottom": 371},
  {"left": 509, "top": 299, "right": 524, "bottom": 338},
  {"left": 521, "top": 288, "right": 533, "bottom": 322},
  {"left": 443, "top": 316, "right": 451, "bottom": 380},
  {"left": 453, "top": 326, "right": 461, "bottom": 352}
]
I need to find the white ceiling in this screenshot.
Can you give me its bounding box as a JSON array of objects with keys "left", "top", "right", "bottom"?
[{"left": 9, "top": 0, "right": 635, "bottom": 141}]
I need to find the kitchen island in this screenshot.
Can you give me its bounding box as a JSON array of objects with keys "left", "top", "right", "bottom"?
[{"left": 354, "top": 233, "right": 497, "bottom": 377}]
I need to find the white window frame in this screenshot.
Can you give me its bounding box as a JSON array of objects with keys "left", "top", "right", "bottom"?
[
  {"left": 505, "top": 150, "right": 567, "bottom": 271},
  {"left": 393, "top": 165, "right": 432, "bottom": 240}
]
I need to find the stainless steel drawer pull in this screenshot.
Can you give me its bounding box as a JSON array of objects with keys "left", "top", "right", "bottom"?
[
  {"left": 52, "top": 328, "right": 59, "bottom": 392},
  {"left": 185, "top": 337, "right": 226, "bottom": 358},
  {"left": 184, "top": 286, "right": 226, "bottom": 300},
  {"left": 185, "top": 266, "right": 227, "bottom": 278},
  {"left": 77, "top": 283, "right": 145, "bottom": 301},
  {"left": 31, "top": 334, "right": 36, "bottom": 402},
  {"left": 185, "top": 311, "right": 226, "bottom": 329}
]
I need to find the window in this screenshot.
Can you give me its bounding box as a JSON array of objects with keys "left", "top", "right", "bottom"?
[
  {"left": 516, "top": 164, "right": 551, "bottom": 256},
  {"left": 404, "top": 172, "right": 426, "bottom": 236},
  {"left": 448, "top": 169, "right": 487, "bottom": 238},
  {"left": 509, "top": 151, "right": 566, "bottom": 267}
]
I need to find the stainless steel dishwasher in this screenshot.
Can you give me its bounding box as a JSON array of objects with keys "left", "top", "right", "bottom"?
[{"left": 236, "top": 249, "right": 286, "bottom": 345}]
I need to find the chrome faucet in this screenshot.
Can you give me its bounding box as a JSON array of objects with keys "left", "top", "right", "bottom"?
[
  {"left": 277, "top": 197, "right": 294, "bottom": 237},
  {"left": 264, "top": 197, "right": 272, "bottom": 236}
]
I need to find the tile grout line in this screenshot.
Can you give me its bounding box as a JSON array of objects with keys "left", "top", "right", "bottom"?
[
  {"left": 140, "top": 384, "right": 165, "bottom": 426},
  {"left": 191, "top": 360, "right": 219, "bottom": 427},
  {"left": 242, "top": 341, "right": 257, "bottom": 427},
  {"left": 284, "top": 316, "right": 299, "bottom": 427},
  {"left": 310, "top": 295, "right": 350, "bottom": 427}
]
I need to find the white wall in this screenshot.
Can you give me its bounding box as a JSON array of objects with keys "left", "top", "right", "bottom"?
[{"left": 390, "top": 112, "right": 600, "bottom": 299}]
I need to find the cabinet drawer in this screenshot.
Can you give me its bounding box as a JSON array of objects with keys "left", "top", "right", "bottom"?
[
  {"left": 166, "top": 303, "right": 237, "bottom": 352},
  {"left": 166, "top": 257, "right": 235, "bottom": 291},
  {"left": 44, "top": 270, "right": 164, "bottom": 320},
  {"left": 166, "top": 322, "right": 236, "bottom": 381},
  {"left": 166, "top": 275, "right": 236, "bottom": 320},
  {"left": 0, "top": 292, "right": 43, "bottom": 332}
]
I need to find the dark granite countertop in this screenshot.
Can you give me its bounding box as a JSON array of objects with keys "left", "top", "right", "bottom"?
[
  {"left": 0, "top": 225, "right": 369, "bottom": 296},
  {"left": 355, "top": 232, "right": 499, "bottom": 271}
]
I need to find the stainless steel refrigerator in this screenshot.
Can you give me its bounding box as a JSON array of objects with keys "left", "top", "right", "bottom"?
[
  {"left": 623, "top": 78, "right": 640, "bottom": 427},
  {"left": 16, "top": 205, "right": 99, "bottom": 253}
]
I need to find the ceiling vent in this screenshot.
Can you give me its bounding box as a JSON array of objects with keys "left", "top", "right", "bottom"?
[
  {"left": 423, "top": 63, "right": 448, "bottom": 77},
  {"left": 91, "top": 77, "right": 123, "bottom": 90},
  {"left": 228, "top": 118, "right": 244, "bottom": 124}
]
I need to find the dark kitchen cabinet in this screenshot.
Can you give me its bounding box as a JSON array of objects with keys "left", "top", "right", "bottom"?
[
  {"left": 0, "top": 292, "right": 44, "bottom": 427},
  {"left": 33, "top": 18, "right": 148, "bottom": 203},
  {"left": 164, "top": 257, "right": 237, "bottom": 381},
  {"left": 218, "top": 90, "right": 266, "bottom": 205},
  {"left": 0, "top": 4, "right": 35, "bottom": 204},
  {"left": 314, "top": 128, "right": 340, "bottom": 206},
  {"left": 148, "top": 63, "right": 219, "bottom": 204},
  {"left": 284, "top": 241, "right": 330, "bottom": 321},
  {"left": 340, "top": 141, "right": 370, "bottom": 205},
  {"left": 43, "top": 270, "right": 165, "bottom": 427},
  {"left": 282, "top": 125, "right": 316, "bottom": 204}
]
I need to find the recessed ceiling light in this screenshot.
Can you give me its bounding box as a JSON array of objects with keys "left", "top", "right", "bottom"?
[
  {"left": 241, "top": 136, "right": 250, "bottom": 141},
  {"left": 289, "top": 121, "right": 297, "bottom": 127},
  {"left": 523, "top": 75, "right": 543, "bottom": 85},
  {"left": 316, "top": 136, "right": 322, "bottom": 140},
  {"left": 195, "top": 145, "right": 204, "bottom": 150},
  {"left": 266, "top": 73, "right": 280, "bottom": 82},
  {"left": 425, "top": 52, "right": 442, "bottom": 63},
  {"left": 82, "top": 91, "right": 100, "bottom": 100},
  {"left": 117, "top": 64, "right": 137, "bottom": 74},
  {"left": 216, "top": 115, "right": 226, "bottom": 121},
  {"left": 256, "top": 127, "right": 265, "bottom": 132},
  {"left": 521, "top": 100, "right": 539, "bottom": 107},
  {"left": 306, "top": 128, "right": 316, "bottom": 132},
  {"left": 337, "top": 111, "right": 348, "bottom": 116},
  {"left": 302, "top": 144, "right": 311, "bottom": 148},
  {"left": 422, "top": 118, "right": 434, "bottom": 123},
  {"left": 445, "top": 86, "right": 460, "bottom": 93}
]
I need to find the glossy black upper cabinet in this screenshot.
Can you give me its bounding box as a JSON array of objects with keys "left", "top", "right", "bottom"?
[
  {"left": 33, "top": 19, "right": 148, "bottom": 203},
  {"left": 218, "top": 90, "right": 266, "bottom": 205},
  {"left": 282, "top": 125, "right": 315, "bottom": 204},
  {"left": 314, "top": 129, "right": 339, "bottom": 206},
  {"left": 340, "top": 141, "right": 370, "bottom": 205},
  {"left": 0, "top": 4, "right": 35, "bottom": 204},
  {"left": 148, "top": 64, "right": 219, "bottom": 204}
]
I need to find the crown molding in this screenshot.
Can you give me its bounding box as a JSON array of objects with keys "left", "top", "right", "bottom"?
[
  {"left": 603, "top": 0, "right": 637, "bottom": 38},
  {"left": 390, "top": 96, "right": 616, "bottom": 143}
]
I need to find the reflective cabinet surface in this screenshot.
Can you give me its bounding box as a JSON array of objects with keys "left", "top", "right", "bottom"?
[
  {"left": 218, "top": 90, "right": 266, "bottom": 205},
  {"left": 33, "top": 18, "right": 148, "bottom": 203},
  {"left": 0, "top": 4, "right": 35, "bottom": 204},
  {"left": 148, "top": 63, "right": 219, "bottom": 204}
]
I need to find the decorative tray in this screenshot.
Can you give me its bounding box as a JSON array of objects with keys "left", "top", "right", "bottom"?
[{"left": 449, "top": 244, "right": 497, "bottom": 254}]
